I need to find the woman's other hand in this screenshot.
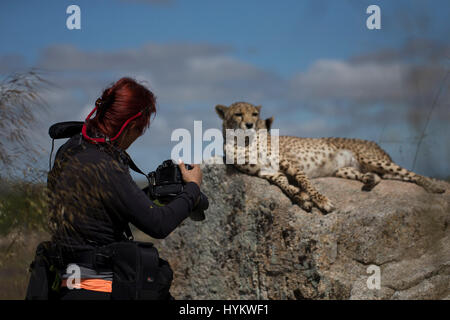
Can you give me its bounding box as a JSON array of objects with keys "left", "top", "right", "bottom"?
[{"left": 178, "top": 160, "right": 202, "bottom": 187}]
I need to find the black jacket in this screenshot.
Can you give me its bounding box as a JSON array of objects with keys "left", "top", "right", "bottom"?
[{"left": 48, "top": 134, "right": 200, "bottom": 251}]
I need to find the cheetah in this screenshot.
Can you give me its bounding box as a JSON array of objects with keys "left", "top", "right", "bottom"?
[{"left": 215, "top": 101, "right": 446, "bottom": 213}]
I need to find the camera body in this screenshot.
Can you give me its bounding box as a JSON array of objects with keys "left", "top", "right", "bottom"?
[{"left": 147, "top": 160, "right": 208, "bottom": 221}]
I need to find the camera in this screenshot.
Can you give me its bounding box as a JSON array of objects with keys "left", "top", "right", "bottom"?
[{"left": 146, "top": 160, "right": 209, "bottom": 221}]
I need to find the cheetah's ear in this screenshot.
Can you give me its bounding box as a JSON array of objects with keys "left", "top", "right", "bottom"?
[
  {"left": 265, "top": 117, "right": 274, "bottom": 131},
  {"left": 256, "top": 105, "right": 262, "bottom": 112},
  {"left": 215, "top": 104, "right": 228, "bottom": 120}
]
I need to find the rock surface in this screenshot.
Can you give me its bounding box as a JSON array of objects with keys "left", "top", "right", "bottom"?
[{"left": 137, "top": 163, "right": 450, "bottom": 300}]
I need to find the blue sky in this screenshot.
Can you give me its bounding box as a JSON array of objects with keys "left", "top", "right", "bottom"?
[
  {"left": 0, "top": 0, "right": 449, "bottom": 178},
  {"left": 2, "top": 0, "right": 449, "bottom": 73}
]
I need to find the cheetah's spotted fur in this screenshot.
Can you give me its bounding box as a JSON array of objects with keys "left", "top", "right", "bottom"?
[{"left": 215, "top": 102, "right": 445, "bottom": 213}]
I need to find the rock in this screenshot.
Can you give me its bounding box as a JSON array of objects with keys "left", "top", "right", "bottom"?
[{"left": 137, "top": 163, "right": 450, "bottom": 300}]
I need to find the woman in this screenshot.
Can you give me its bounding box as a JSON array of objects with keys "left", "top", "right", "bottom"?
[{"left": 47, "top": 77, "right": 202, "bottom": 300}]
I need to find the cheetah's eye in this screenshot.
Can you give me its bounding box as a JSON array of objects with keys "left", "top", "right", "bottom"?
[
  {"left": 235, "top": 113, "right": 243, "bottom": 117},
  {"left": 252, "top": 113, "right": 258, "bottom": 117}
]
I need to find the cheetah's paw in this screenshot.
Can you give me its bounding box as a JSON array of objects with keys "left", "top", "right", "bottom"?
[
  {"left": 425, "top": 184, "right": 446, "bottom": 194},
  {"left": 293, "top": 195, "right": 313, "bottom": 212},
  {"left": 361, "top": 173, "right": 381, "bottom": 191},
  {"left": 421, "top": 178, "right": 446, "bottom": 194},
  {"left": 313, "top": 195, "right": 335, "bottom": 214}
]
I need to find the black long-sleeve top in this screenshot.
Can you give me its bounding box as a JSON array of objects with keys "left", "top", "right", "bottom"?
[{"left": 48, "top": 134, "right": 200, "bottom": 251}]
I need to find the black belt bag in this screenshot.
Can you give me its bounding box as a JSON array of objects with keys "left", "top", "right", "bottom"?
[
  {"left": 26, "top": 240, "right": 173, "bottom": 300},
  {"left": 25, "top": 241, "right": 61, "bottom": 300},
  {"left": 109, "top": 241, "right": 173, "bottom": 300}
]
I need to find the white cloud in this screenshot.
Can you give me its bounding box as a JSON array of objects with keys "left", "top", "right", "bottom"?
[
  {"left": 289, "top": 59, "right": 408, "bottom": 103},
  {"left": 80, "top": 104, "right": 94, "bottom": 120},
  {"left": 34, "top": 43, "right": 280, "bottom": 106}
]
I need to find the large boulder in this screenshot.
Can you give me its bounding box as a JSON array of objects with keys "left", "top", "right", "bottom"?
[{"left": 137, "top": 163, "right": 450, "bottom": 300}]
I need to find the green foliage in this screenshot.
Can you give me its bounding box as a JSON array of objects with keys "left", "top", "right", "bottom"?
[{"left": 0, "top": 179, "right": 48, "bottom": 236}]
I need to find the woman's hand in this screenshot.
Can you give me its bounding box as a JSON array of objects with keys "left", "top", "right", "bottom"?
[{"left": 178, "top": 160, "right": 203, "bottom": 187}]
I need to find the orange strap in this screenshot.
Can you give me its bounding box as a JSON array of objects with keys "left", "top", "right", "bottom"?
[{"left": 61, "top": 278, "right": 112, "bottom": 293}]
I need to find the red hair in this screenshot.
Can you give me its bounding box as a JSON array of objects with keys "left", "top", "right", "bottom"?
[{"left": 88, "top": 77, "right": 156, "bottom": 139}]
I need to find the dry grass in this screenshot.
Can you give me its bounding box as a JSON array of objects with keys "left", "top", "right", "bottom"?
[
  {"left": 0, "top": 231, "right": 50, "bottom": 300},
  {"left": 0, "top": 70, "right": 49, "bottom": 176}
]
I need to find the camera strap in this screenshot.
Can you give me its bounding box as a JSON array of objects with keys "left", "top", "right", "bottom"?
[
  {"left": 120, "top": 153, "right": 152, "bottom": 241},
  {"left": 127, "top": 156, "right": 146, "bottom": 177},
  {"left": 121, "top": 151, "right": 152, "bottom": 186}
]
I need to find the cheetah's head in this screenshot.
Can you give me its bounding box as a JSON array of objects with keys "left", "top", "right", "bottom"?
[{"left": 215, "top": 102, "right": 263, "bottom": 131}]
